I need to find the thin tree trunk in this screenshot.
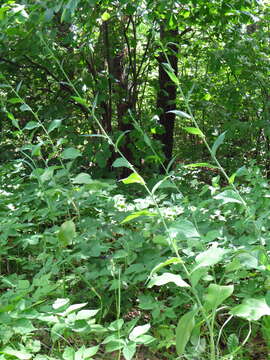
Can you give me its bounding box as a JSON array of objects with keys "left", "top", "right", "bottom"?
[{"left": 156, "top": 24, "right": 178, "bottom": 171}]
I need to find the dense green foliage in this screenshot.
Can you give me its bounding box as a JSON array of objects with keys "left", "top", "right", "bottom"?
[{"left": 0, "top": 1, "right": 270, "bottom": 359}]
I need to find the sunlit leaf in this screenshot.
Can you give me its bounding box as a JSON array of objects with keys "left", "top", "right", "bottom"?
[
  {"left": 129, "top": 324, "right": 150, "bottom": 341},
  {"left": 230, "top": 298, "right": 270, "bottom": 321},
  {"left": 148, "top": 273, "right": 189, "bottom": 288},
  {"left": 121, "top": 210, "right": 157, "bottom": 224},
  {"left": 121, "top": 172, "right": 145, "bottom": 185},
  {"left": 214, "top": 190, "right": 243, "bottom": 205},
  {"left": 184, "top": 127, "right": 204, "bottom": 137},
  {"left": 193, "top": 245, "right": 229, "bottom": 271},
  {"left": 169, "top": 110, "right": 191, "bottom": 119}
]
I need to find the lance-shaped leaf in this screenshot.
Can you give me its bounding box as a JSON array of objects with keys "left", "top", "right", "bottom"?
[
  {"left": 211, "top": 131, "right": 227, "bottom": 157},
  {"left": 176, "top": 307, "right": 198, "bottom": 356}
]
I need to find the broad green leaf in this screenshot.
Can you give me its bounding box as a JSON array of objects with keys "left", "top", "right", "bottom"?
[
  {"left": 13, "top": 318, "right": 36, "bottom": 335},
  {"left": 7, "top": 112, "right": 20, "bottom": 129},
  {"left": 112, "top": 157, "right": 131, "bottom": 168},
  {"left": 48, "top": 119, "right": 62, "bottom": 133},
  {"left": 72, "top": 173, "right": 92, "bottom": 184},
  {"left": 184, "top": 127, "right": 204, "bottom": 137},
  {"left": 176, "top": 308, "right": 198, "bottom": 356},
  {"left": 129, "top": 324, "right": 150, "bottom": 341},
  {"left": 63, "top": 347, "right": 75, "bottom": 360},
  {"left": 8, "top": 97, "right": 23, "bottom": 104},
  {"left": 230, "top": 298, "right": 270, "bottom": 321},
  {"left": 61, "top": 147, "right": 82, "bottom": 160},
  {"left": 214, "top": 190, "right": 243, "bottom": 205},
  {"left": 227, "top": 334, "right": 239, "bottom": 353},
  {"left": 81, "top": 345, "right": 99, "bottom": 358},
  {"left": 58, "top": 220, "right": 76, "bottom": 247},
  {"left": 63, "top": 303, "right": 88, "bottom": 315},
  {"left": 168, "top": 219, "right": 200, "bottom": 240},
  {"left": 2, "top": 347, "right": 32, "bottom": 360},
  {"left": 193, "top": 245, "right": 228, "bottom": 271},
  {"left": 101, "top": 11, "right": 110, "bottom": 21},
  {"left": 52, "top": 298, "right": 70, "bottom": 310},
  {"left": 23, "top": 121, "right": 40, "bottom": 130},
  {"left": 169, "top": 110, "right": 191, "bottom": 119},
  {"left": 108, "top": 319, "right": 124, "bottom": 331},
  {"left": 121, "top": 210, "right": 157, "bottom": 224},
  {"left": 71, "top": 96, "right": 88, "bottom": 107},
  {"left": 133, "top": 335, "right": 155, "bottom": 344},
  {"left": 31, "top": 143, "right": 42, "bottom": 157},
  {"left": 204, "top": 284, "right": 234, "bottom": 311},
  {"left": 105, "top": 339, "right": 126, "bottom": 352},
  {"left": 76, "top": 309, "right": 99, "bottom": 320},
  {"left": 123, "top": 342, "right": 136, "bottom": 360},
  {"left": 148, "top": 273, "right": 189, "bottom": 288},
  {"left": 211, "top": 131, "right": 227, "bottom": 157},
  {"left": 20, "top": 104, "right": 31, "bottom": 111},
  {"left": 150, "top": 257, "right": 183, "bottom": 277},
  {"left": 122, "top": 172, "right": 145, "bottom": 185}
]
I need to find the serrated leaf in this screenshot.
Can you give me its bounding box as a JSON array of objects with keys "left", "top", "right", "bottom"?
[
  {"left": 48, "top": 119, "right": 62, "bottom": 133},
  {"left": 176, "top": 308, "right": 198, "bottom": 356},
  {"left": 72, "top": 173, "right": 92, "bottom": 184},
  {"left": 148, "top": 273, "right": 189, "bottom": 288},
  {"left": 184, "top": 127, "right": 204, "bottom": 137},
  {"left": 204, "top": 284, "right": 234, "bottom": 311},
  {"left": 211, "top": 131, "right": 226, "bottom": 157},
  {"left": 230, "top": 298, "right": 270, "bottom": 321},
  {"left": 58, "top": 220, "right": 76, "bottom": 247},
  {"left": 129, "top": 324, "right": 150, "bottom": 341},
  {"left": 61, "top": 147, "right": 81, "bottom": 160},
  {"left": 122, "top": 172, "right": 145, "bottom": 185}
]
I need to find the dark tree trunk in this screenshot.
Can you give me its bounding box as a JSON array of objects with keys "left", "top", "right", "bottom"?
[{"left": 156, "top": 24, "right": 178, "bottom": 171}]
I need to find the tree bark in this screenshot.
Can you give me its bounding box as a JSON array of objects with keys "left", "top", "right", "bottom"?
[{"left": 156, "top": 24, "right": 178, "bottom": 171}]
